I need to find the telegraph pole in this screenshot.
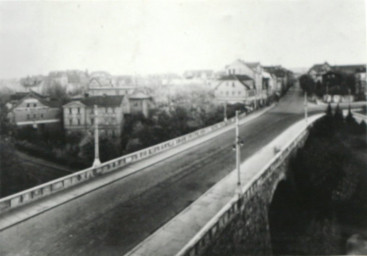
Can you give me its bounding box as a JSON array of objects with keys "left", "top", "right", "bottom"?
[
  {"left": 224, "top": 102, "right": 228, "bottom": 122},
  {"left": 304, "top": 91, "right": 308, "bottom": 124},
  {"left": 235, "top": 111, "right": 242, "bottom": 195},
  {"left": 92, "top": 104, "right": 101, "bottom": 167}
]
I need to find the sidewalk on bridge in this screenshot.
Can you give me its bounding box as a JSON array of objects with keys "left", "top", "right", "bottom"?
[
  {"left": 0, "top": 105, "right": 273, "bottom": 232},
  {"left": 125, "top": 114, "right": 324, "bottom": 256}
]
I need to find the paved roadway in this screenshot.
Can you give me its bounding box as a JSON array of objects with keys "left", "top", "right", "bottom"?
[{"left": 11, "top": 84, "right": 329, "bottom": 255}]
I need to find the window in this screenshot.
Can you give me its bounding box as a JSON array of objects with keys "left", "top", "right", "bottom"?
[
  {"left": 33, "top": 103, "right": 37, "bottom": 107},
  {"left": 27, "top": 114, "right": 30, "bottom": 120},
  {"left": 77, "top": 119, "right": 81, "bottom": 125},
  {"left": 90, "top": 118, "right": 94, "bottom": 124},
  {"left": 33, "top": 114, "right": 36, "bottom": 118},
  {"left": 77, "top": 108, "right": 80, "bottom": 114},
  {"left": 41, "top": 113, "right": 44, "bottom": 118},
  {"left": 226, "top": 91, "right": 229, "bottom": 96},
  {"left": 69, "top": 118, "right": 73, "bottom": 125},
  {"left": 69, "top": 108, "right": 72, "bottom": 114},
  {"left": 26, "top": 103, "right": 30, "bottom": 108},
  {"left": 232, "top": 82, "right": 235, "bottom": 88}
]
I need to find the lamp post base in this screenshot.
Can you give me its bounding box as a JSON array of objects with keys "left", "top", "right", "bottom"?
[
  {"left": 92, "top": 158, "right": 101, "bottom": 168},
  {"left": 236, "top": 183, "right": 243, "bottom": 197}
]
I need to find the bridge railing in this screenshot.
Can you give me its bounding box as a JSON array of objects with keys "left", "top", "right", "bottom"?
[
  {"left": 0, "top": 108, "right": 257, "bottom": 214},
  {"left": 175, "top": 119, "right": 314, "bottom": 256},
  {"left": 351, "top": 111, "right": 367, "bottom": 123}
]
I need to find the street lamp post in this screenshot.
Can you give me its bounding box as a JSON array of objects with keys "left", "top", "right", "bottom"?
[
  {"left": 224, "top": 102, "right": 227, "bottom": 122},
  {"left": 92, "top": 104, "right": 101, "bottom": 167},
  {"left": 235, "top": 111, "right": 242, "bottom": 196},
  {"left": 304, "top": 91, "right": 308, "bottom": 124}
]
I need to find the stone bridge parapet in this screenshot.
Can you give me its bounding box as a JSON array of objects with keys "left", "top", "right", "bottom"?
[
  {"left": 0, "top": 106, "right": 272, "bottom": 215},
  {"left": 175, "top": 121, "right": 311, "bottom": 256}
]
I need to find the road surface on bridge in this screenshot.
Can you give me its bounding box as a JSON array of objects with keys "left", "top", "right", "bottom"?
[{"left": 7, "top": 85, "right": 321, "bottom": 256}]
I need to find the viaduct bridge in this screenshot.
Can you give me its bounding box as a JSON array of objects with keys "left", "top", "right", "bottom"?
[{"left": 0, "top": 86, "right": 365, "bottom": 256}]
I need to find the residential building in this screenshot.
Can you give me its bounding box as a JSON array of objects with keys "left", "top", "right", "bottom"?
[
  {"left": 261, "top": 70, "right": 278, "bottom": 95},
  {"left": 332, "top": 64, "right": 366, "bottom": 75},
  {"left": 128, "top": 91, "right": 154, "bottom": 117},
  {"left": 216, "top": 59, "right": 270, "bottom": 105},
  {"left": 7, "top": 91, "right": 61, "bottom": 129},
  {"left": 214, "top": 75, "right": 256, "bottom": 104},
  {"left": 313, "top": 63, "right": 366, "bottom": 98},
  {"left": 355, "top": 67, "right": 366, "bottom": 98},
  {"left": 307, "top": 62, "right": 332, "bottom": 83},
  {"left": 225, "top": 59, "right": 255, "bottom": 76},
  {"left": 62, "top": 95, "right": 129, "bottom": 137},
  {"left": 263, "top": 66, "right": 292, "bottom": 95},
  {"left": 87, "top": 76, "right": 137, "bottom": 96}
]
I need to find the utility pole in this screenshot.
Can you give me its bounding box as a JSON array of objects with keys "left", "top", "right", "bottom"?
[
  {"left": 235, "top": 111, "right": 242, "bottom": 196},
  {"left": 304, "top": 91, "right": 308, "bottom": 124},
  {"left": 92, "top": 104, "right": 101, "bottom": 167},
  {"left": 224, "top": 102, "right": 227, "bottom": 122}
]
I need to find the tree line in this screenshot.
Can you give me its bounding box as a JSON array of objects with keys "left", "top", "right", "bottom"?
[{"left": 270, "top": 105, "right": 367, "bottom": 255}]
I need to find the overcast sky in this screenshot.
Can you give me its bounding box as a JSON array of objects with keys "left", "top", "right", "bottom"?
[{"left": 0, "top": 0, "right": 366, "bottom": 78}]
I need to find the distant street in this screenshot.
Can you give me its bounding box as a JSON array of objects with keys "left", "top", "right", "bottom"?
[{"left": 26, "top": 84, "right": 315, "bottom": 256}]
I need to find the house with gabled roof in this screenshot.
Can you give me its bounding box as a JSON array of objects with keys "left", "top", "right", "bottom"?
[
  {"left": 225, "top": 59, "right": 256, "bottom": 77},
  {"left": 216, "top": 59, "right": 270, "bottom": 105},
  {"left": 263, "top": 65, "right": 292, "bottom": 95},
  {"left": 307, "top": 62, "right": 332, "bottom": 82},
  {"left": 7, "top": 91, "right": 61, "bottom": 129},
  {"left": 87, "top": 77, "right": 136, "bottom": 96},
  {"left": 128, "top": 90, "right": 154, "bottom": 117},
  {"left": 214, "top": 74, "right": 256, "bottom": 104},
  {"left": 332, "top": 64, "right": 366, "bottom": 75},
  {"left": 62, "top": 95, "right": 129, "bottom": 137}
]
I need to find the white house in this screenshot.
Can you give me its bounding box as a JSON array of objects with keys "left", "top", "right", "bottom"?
[{"left": 214, "top": 74, "right": 256, "bottom": 104}]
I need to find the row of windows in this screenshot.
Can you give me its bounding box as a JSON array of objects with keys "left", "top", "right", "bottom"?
[
  {"left": 225, "top": 82, "right": 236, "bottom": 87},
  {"left": 227, "top": 69, "right": 236, "bottom": 75},
  {"left": 26, "top": 113, "right": 44, "bottom": 120},
  {"left": 26, "top": 103, "right": 37, "bottom": 108},
  {"left": 67, "top": 107, "right": 116, "bottom": 114},
  {"left": 67, "top": 117, "right": 117, "bottom": 125},
  {"left": 220, "top": 91, "right": 243, "bottom": 96}
]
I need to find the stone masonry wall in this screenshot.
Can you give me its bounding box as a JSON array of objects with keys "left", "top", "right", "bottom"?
[{"left": 203, "top": 147, "right": 302, "bottom": 255}]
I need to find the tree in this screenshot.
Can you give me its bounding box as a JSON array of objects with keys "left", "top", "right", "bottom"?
[
  {"left": 299, "top": 74, "right": 316, "bottom": 95},
  {"left": 43, "top": 81, "right": 68, "bottom": 101},
  {"left": 20, "top": 76, "right": 43, "bottom": 88},
  {"left": 334, "top": 104, "right": 344, "bottom": 125},
  {"left": 326, "top": 103, "right": 333, "bottom": 117},
  {"left": 0, "top": 101, "right": 13, "bottom": 136}
]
